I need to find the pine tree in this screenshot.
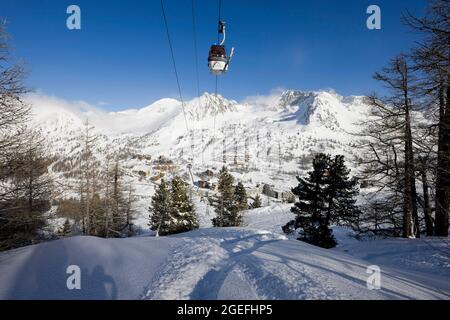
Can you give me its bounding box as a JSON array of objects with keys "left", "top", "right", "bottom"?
[
  {"left": 149, "top": 179, "right": 172, "bottom": 236},
  {"left": 234, "top": 182, "right": 248, "bottom": 211},
  {"left": 210, "top": 166, "right": 242, "bottom": 227},
  {"left": 287, "top": 154, "right": 336, "bottom": 248},
  {"left": 284, "top": 154, "right": 360, "bottom": 248},
  {"left": 251, "top": 194, "right": 262, "bottom": 209},
  {"left": 59, "top": 219, "right": 72, "bottom": 237},
  {"left": 170, "top": 176, "right": 199, "bottom": 234},
  {"left": 325, "top": 155, "right": 360, "bottom": 226}
]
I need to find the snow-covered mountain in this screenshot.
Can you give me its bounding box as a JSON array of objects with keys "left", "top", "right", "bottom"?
[
  {"left": 30, "top": 89, "right": 368, "bottom": 165},
  {"left": 28, "top": 89, "right": 369, "bottom": 227}
]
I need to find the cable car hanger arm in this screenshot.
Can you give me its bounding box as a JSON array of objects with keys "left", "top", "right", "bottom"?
[{"left": 219, "top": 21, "right": 226, "bottom": 46}]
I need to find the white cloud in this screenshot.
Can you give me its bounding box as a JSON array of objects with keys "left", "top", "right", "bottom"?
[
  {"left": 241, "top": 87, "right": 286, "bottom": 107},
  {"left": 24, "top": 92, "right": 182, "bottom": 135}
]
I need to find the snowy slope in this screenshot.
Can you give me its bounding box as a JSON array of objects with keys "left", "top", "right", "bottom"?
[{"left": 0, "top": 206, "right": 449, "bottom": 300}]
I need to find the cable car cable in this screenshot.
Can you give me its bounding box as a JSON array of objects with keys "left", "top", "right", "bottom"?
[
  {"left": 161, "top": 0, "right": 198, "bottom": 186},
  {"left": 191, "top": 0, "right": 204, "bottom": 172},
  {"left": 213, "top": 0, "right": 222, "bottom": 165},
  {"left": 160, "top": 0, "right": 190, "bottom": 133},
  {"left": 217, "top": 0, "right": 222, "bottom": 43},
  {"left": 191, "top": 0, "right": 201, "bottom": 99}
]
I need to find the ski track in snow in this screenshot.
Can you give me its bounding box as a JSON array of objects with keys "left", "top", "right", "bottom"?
[
  {"left": 143, "top": 237, "right": 229, "bottom": 300},
  {"left": 144, "top": 229, "right": 286, "bottom": 300},
  {"left": 142, "top": 226, "right": 450, "bottom": 300}
]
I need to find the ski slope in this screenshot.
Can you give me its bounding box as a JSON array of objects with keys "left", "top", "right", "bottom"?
[{"left": 0, "top": 206, "right": 448, "bottom": 300}]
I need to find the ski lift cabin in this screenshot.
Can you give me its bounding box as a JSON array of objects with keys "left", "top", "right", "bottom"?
[
  {"left": 208, "top": 45, "right": 228, "bottom": 75},
  {"left": 208, "top": 20, "right": 234, "bottom": 76}
]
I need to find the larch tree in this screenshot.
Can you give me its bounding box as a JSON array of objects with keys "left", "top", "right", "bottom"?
[
  {"left": 404, "top": 0, "right": 450, "bottom": 236},
  {"left": 360, "top": 55, "right": 421, "bottom": 238}
]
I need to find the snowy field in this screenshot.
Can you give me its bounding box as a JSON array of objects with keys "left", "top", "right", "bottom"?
[{"left": 0, "top": 205, "right": 449, "bottom": 300}]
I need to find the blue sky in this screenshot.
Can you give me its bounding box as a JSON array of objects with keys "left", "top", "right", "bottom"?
[{"left": 1, "top": 0, "right": 427, "bottom": 111}]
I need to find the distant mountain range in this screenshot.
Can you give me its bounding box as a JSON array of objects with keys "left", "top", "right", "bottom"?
[{"left": 28, "top": 89, "right": 370, "bottom": 226}]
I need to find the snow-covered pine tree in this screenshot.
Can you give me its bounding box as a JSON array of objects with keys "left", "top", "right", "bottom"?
[
  {"left": 210, "top": 166, "right": 242, "bottom": 227},
  {"left": 234, "top": 182, "right": 248, "bottom": 211},
  {"left": 149, "top": 179, "right": 172, "bottom": 236},
  {"left": 170, "top": 176, "right": 199, "bottom": 234},
  {"left": 251, "top": 194, "right": 262, "bottom": 209}
]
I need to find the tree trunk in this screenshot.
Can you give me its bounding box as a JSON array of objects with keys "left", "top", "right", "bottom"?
[
  {"left": 404, "top": 91, "right": 420, "bottom": 238},
  {"left": 420, "top": 158, "right": 434, "bottom": 236},
  {"left": 435, "top": 81, "right": 450, "bottom": 237}
]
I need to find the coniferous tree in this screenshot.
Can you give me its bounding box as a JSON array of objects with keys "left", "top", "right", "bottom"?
[
  {"left": 170, "top": 176, "right": 199, "bottom": 234},
  {"left": 286, "top": 154, "right": 336, "bottom": 248},
  {"left": 210, "top": 166, "right": 242, "bottom": 227},
  {"left": 59, "top": 219, "right": 72, "bottom": 237},
  {"left": 149, "top": 179, "right": 172, "bottom": 236},
  {"left": 284, "top": 154, "right": 360, "bottom": 248},
  {"left": 251, "top": 194, "right": 262, "bottom": 209},
  {"left": 234, "top": 182, "right": 248, "bottom": 211},
  {"left": 325, "top": 155, "right": 360, "bottom": 226}
]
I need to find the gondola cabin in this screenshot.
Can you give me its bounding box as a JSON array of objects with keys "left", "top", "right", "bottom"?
[{"left": 208, "top": 45, "right": 229, "bottom": 75}]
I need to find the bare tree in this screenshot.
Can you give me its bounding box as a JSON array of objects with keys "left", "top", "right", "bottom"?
[
  {"left": 1, "top": 130, "right": 53, "bottom": 250},
  {"left": 0, "top": 21, "right": 45, "bottom": 250},
  {"left": 76, "top": 119, "right": 100, "bottom": 235},
  {"left": 404, "top": 0, "right": 450, "bottom": 236},
  {"left": 359, "top": 55, "right": 420, "bottom": 238}
]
